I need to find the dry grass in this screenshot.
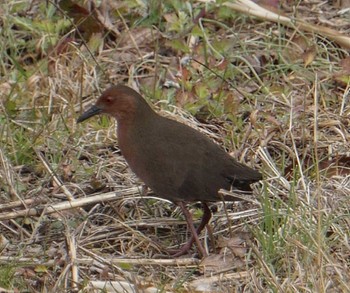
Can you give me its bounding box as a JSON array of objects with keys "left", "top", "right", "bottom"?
[{"left": 0, "top": 0, "right": 349, "bottom": 292}]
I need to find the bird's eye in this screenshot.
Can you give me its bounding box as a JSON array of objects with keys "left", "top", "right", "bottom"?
[{"left": 105, "top": 96, "right": 113, "bottom": 103}]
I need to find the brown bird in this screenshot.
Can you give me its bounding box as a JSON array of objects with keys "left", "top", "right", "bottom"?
[{"left": 77, "top": 85, "right": 262, "bottom": 257}]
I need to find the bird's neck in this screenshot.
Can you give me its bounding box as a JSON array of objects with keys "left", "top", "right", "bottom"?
[
  {"left": 117, "top": 111, "right": 159, "bottom": 172},
  {"left": 117, "top": 108, "right": 159, "bottom": 147}
]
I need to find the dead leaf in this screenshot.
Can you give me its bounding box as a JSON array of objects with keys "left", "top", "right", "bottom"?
[
  {"left": 319, "top": 156, "right": 350, "bottom": 177},
  {"left": 0, "top": 235, "right": 9, "bottom": 251},
  {"left": 163, "top": 13, "right": 177, "bottom": 24},
  {"left": 118, "top": 27, "right": 159, "bottom": 49},
  {"left": 302, "top": 46, "right": 317, "bottom": 67},
  {"left": 285, "top": 154, "right": 350, "bottom": 179},
  {"left": 250, "top": 109, "right": 259, "bottom": 126},
  {"left": 175, "top": 89, "right": 196, "bottom": 106},
  {"left": 332, "top": 56, "right": 350, "bottom": 86},
  {"left": 200, "top": 253, "right": 239, "bottom": 274},
  {"left": 62, "top": 163, "right": 74, "bottom": 181},
  {"left": 217, "top": 235, "right": 248, "bottom": 258},
  {"left": 16, "top": 267, "right": 37, "bottom": 279},
  {"left": 99, "top": 265, "right": 110, "bottom": 280},
  {"left": 340, "top": 56, "right": 350, "bottom": 73},
  {"left": 338, "top": 0, "right": 350, "bottom": 9},
  {"left": 59, "top": 0, "right": 104, "bottom": 40},
  {"left": 257, "top": 0, "right": 280, "bottom": 10},
  {"left": 293, "top": 35, "right": 309, "bottom": 51},
  {"left": 47, "top": 37, "right": 76, "bottom": 74},
  {"left": 223, "top": 92, "right": 240, "bottom": 115},
  {"left": 287, "top": 35, "right": 317, "bottom": 66}
]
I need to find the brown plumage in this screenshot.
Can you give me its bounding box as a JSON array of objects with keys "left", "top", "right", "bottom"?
[{"left": 77, "top": 85, "right": 262, "bottom": 257}]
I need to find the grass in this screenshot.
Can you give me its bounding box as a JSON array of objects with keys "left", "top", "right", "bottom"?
[{"left": 0, "top": 0, "right": 349, "bottom": 292}]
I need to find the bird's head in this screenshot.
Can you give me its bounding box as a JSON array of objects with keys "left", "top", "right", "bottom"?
[{"left": 77, "top": 85, "right": 153, "bottom": 123}]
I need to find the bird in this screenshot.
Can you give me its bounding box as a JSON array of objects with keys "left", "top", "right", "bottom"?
[{"left": 77, "top": 85, "right": 262, "bottom": 257}]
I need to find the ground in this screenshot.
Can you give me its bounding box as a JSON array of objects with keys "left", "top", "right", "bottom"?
[{"left": 0, "top": 0, "right": 349, "bottom": 292}]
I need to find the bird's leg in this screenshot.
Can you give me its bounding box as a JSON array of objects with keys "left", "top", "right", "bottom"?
[
  {"left": 197, "top": 203, "right": 212, "bottom": 235},
  {"left": 171, "top": 203, "right": 211, "bottom": 257},
  {"left": 172, "top": 202, "right": 211, "bottom": 257}
]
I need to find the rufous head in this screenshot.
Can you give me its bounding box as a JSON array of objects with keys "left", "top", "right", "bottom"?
[{"left": 77, "top": 85, "right": 153, "bottom": 123}]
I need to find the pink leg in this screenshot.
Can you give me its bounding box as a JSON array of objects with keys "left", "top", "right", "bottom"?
[{"left": 171, "top": 202, "right": 211, "bottom": 257}]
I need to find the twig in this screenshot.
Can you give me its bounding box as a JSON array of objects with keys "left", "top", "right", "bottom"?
[
  {"left": 0, "top": 148, "right": 21, "bottom": 202},
  {"left": 66, "top": 232, "right": 79, "bottom": 290},
  {"left": 35, "top": 149, "right": 74, "bottom": 201},
  {"left": 0, "top": 255, "right": 199, "bottom": 266},
  {"left": 0, "top": 188, "right": 142, "bottom": 220},
  {"left": 189, "top": 271, "right": 250, "bottom": 288},
  {"left": 0, "top": 198, "right": 47, "bottom": 212}
]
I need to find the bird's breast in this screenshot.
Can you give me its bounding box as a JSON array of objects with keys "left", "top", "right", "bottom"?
[{"left": 116, "top": 123, "right": 150, "bottom": 181}]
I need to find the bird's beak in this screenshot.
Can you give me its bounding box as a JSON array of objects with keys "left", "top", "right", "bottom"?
[{"left": 77, "top": 105, "right": 103, "bottom": 123}]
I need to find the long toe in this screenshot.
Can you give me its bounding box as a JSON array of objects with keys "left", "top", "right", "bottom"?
[{"left": 167, "top": 238, "right": 195, "bottom": 257}]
